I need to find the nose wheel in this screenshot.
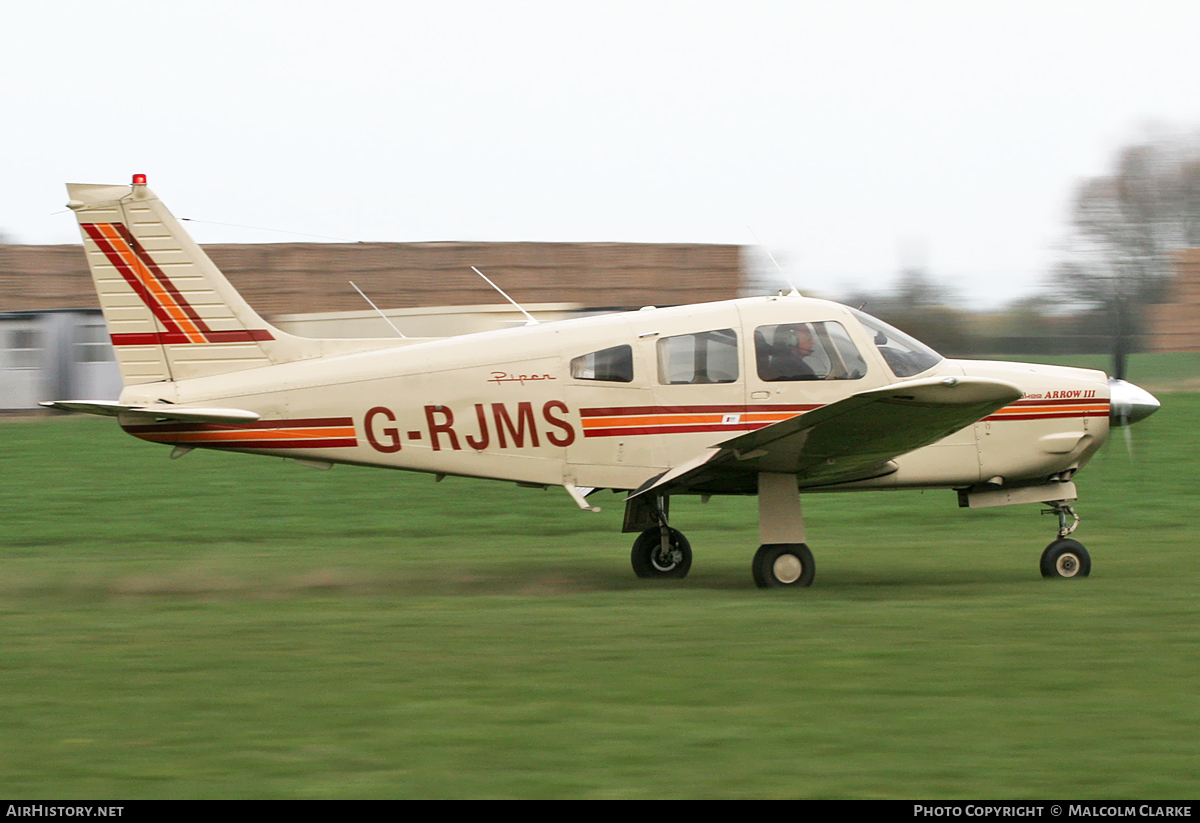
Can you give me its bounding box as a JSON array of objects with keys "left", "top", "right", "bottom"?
[
  {"left": 1041, "top": 538, "right": 1091, "bottom": 578},
  {"left": 1040, "top": 503, "right": 1090, "bottom": 578}
]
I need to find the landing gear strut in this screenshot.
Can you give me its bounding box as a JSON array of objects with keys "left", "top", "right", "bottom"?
[
  {"left": 753, "top": 473, "right": 815, "bottom": 588},
  {"left": 1040, "top": 502, "right": 1090, "bottom": 578}
]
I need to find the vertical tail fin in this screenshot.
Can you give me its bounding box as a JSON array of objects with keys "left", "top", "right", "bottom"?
[{"left": 66, "top": 177, "right": 309, "bottom": 384}]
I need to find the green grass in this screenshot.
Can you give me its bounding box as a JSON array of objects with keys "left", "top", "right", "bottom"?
[{"left": 0, "top": 392, "right": 1197, "bottom": 798}]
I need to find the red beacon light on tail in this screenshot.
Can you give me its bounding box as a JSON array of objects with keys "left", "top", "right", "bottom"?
[{"left": 132, "top": 174, "right": 147, "bottom": 186}]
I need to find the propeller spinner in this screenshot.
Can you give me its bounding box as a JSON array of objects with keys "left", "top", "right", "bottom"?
[{"left": 1109, "top": 378, "right": 1160, "bottom": 427}]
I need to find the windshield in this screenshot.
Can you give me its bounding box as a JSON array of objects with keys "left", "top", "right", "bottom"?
[{"left": 848, "top": 308, "right": 943, "bottom": 378}]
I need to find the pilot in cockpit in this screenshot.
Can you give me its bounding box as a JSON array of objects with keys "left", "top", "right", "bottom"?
[{"left": 761, "top": 324, "right": 820, "bottom": 381}]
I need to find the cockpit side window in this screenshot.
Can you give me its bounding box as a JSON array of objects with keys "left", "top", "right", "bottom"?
[
  {"left": 754, "top": 321, "right": 867, "bottom": 381},
  {"left": 848, "top": 308, "right": 943, "bottom": 378},
  {"left": 657, "top": 329, "right": 739, "bottom": 384},
  {"left": 571, "top": 344, "right": 633, "bottom": 382}
]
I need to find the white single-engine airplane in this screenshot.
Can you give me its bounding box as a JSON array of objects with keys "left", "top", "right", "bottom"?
[{"left": 47, "top": 176, "right": 1161, "bottom": 587}]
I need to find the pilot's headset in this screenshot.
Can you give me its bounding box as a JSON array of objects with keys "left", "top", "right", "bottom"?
[{"left": 775, "top": 325, "right": 801, "bottom": 348}]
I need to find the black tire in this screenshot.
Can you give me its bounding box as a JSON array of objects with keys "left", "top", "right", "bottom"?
[
  {"left": 1040, "top": 538, "right": 1091, "bottom": 579},
  {"left": 630, "top": 527, "right": 692, "bottom": 579},
  {"left": 752, "top": 543, "right": 815, "bottom": 588}
]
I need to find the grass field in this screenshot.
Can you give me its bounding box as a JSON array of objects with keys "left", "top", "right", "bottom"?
[{"left": 1, "top": 382, "right": 1197, "bottom": 798}]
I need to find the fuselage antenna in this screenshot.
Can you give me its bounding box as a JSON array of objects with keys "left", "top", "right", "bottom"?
[
  {"left": 349, "top": 281, "right": 406, "bottom": 338},
  {"left": 471, "top": 266, "right": 539, "bottom": 325},
  {"left": 748, "top": 226, "right": 800, "bottom": 296}
]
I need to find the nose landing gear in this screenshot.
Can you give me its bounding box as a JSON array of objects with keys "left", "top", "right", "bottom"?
[{"left": 1041, "top": 503, "right": 1091, "bottom": 579}]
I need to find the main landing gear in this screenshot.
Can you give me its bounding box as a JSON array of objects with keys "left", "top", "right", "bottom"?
[
  {"left": 625, "top": 472, "right": 817, "bottom": 588},
  {"left": 627, "top": 531, "right": 815, "bottom": 587},
  {"left": 628, "top": 494, "right": 693, "bottom": 578},
  {"left": 751, "top": 543, "right": 815, "bottom": 588},
  {"left": 1040, "top": 502, "right": 1091, "bottom": 579},
  {"left": 630, "top": 526, "right": 692, "bottom": 578}
]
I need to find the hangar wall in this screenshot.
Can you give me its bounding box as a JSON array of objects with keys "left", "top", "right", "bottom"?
[
  {"left": 0, "top": 241, "right": 743, "bottom": 316},
  {"left": 1144, "top": 248, "right": 1200, "bottom": 352}
]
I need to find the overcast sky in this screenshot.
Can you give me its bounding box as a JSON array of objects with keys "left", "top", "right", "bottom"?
[{"left": 6, "top": 1, "right": 1200, "bottom": 307}]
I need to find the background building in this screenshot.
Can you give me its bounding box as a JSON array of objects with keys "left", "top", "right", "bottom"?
[
  {"left": 0, "top": 241, "right": 742, "bottom": 410},
  {"left": 1145, "top": 249, "right": 1200, "bottom": 352}
]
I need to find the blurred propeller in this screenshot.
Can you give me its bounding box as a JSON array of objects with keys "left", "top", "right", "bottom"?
[
  {"left": 1106, "top": 288, "right": 1157, "bottom": 457},
  {"left": 1111, "top": 298, "right": 1127, "bottom": 382}
]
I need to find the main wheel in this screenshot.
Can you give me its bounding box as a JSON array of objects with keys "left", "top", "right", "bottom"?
[
  {"left": 1040, "top": 538, "right": 1091, "bottom": 579},
  {"left": 752, "top": 543, "right": 815, "bottom": 588},
  {"left": 631, "top": 527, "right": 692, "bottom": 578}
]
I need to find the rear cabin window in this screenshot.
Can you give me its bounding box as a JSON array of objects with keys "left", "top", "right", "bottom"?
[
  {"left": 754, "top": 322, "right": 867, "bottom": 381},
  {"left": 570, "top": 345, "right": 633, "bottom": 382},
  {"left": 657, "top": 329, "right": 739, "bottom": 384}
]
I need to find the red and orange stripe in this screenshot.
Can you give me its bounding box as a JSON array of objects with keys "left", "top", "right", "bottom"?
[
  {"left": 121, "top": 417, "right": 357, "bottom": 450},
  {"left": 984, "top": 397, "right": 1109, "bottom": 422},
  {"left": 579, "top": 404, "right": 817, "bottom": 438},
  {"left": 81, "top": 222, "right": 273, "bottom": 347},
  {"left": 580, "top": 396, "right": 1108, "bottom": 439}
]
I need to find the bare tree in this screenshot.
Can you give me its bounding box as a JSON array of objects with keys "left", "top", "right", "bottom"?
[
  {"left": 1055, "top": 131, "right": 1200, "bottom": 312},
  {"left": 1049, "top": 131, "right": 1200, "bottom": 369}
]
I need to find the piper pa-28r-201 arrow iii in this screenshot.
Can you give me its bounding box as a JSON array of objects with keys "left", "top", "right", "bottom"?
[{"left": 47, "top": 176, "right": 1161, "bottom": 587}]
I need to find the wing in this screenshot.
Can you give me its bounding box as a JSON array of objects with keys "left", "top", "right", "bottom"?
[{"left": 629, "top": 376, "right": 1022, "bottom": 498}]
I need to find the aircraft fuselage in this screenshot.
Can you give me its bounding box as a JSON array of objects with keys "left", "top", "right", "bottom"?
[{"left": 114, "top": 296, "right": 1111, "bottom": 496}]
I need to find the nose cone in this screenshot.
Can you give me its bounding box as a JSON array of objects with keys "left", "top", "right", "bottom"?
[{"left": 1109, "top": 378, "right": 1161, "bottom": 426}]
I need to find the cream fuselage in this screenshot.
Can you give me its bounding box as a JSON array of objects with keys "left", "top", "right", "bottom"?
[{"left": 115, "top": 295, "right": 1110, "bottom": 495}]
